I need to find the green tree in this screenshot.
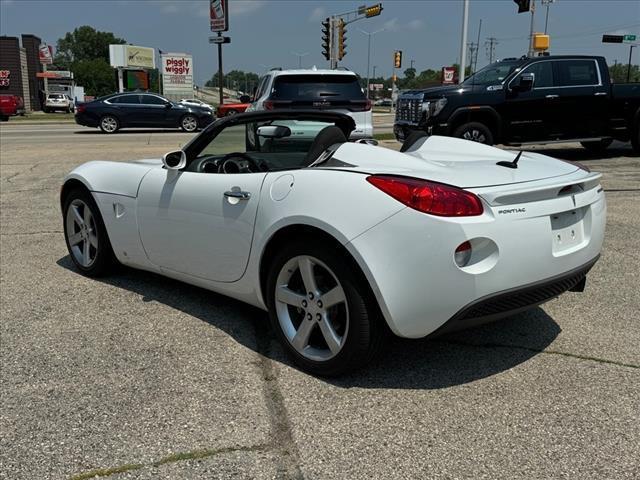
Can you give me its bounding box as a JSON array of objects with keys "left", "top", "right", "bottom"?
[
  {"left": 205, "top": 70, "right": 260, "bottom": 93},
  {"left": 54, "top": 25, "right": 126, "bottom": 67},
  {"left": 53, "top": 26, "right": 127, "bottom": 97},
  {"left": 609, "top": 62, "right": 640, "bottom": 83},
  {"left": 70, "top": 58, "right": 116, "bottom": 97},
  {"left": 403, "top": 67, "right": 416, "bottom": 80}
]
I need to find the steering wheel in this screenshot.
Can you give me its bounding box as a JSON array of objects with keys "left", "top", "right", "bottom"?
[{"left": 219, "top": 152, "right": 264, "bottom": 174}]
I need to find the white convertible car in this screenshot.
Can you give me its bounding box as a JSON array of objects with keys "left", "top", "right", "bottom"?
[{"left": 61, "top": 111, "right": 606, "bottom": 375}]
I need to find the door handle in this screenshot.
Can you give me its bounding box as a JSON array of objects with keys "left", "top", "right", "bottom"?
[
  {"left": 224, "top": 190, "right": 251, "bottom": 200},
  {"left": 594, "top": 92, "right": 607, "bottom": 96},
  {"left": 545, "top": 94, "right": 559, "bottom": 99}
]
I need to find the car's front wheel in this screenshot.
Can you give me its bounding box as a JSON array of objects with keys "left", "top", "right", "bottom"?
[
  {"left": 99, "top": 115, "right": 119, "bottom": 133},
  {"left": 180, "top": 114, "right": 199, "bottom": 132},
  {"left": 63, "top": 188, "right": 118, "bottom": 276},
  {"left": 453, "top": 121, "right": 494, "bottom": 145},
  {"left": 266, "top": 240, "right": 384, "bottom": 376}
]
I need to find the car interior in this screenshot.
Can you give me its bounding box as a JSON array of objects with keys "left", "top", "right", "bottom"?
[{"left": 185, "top": 119, "right": 353, "bottom": 174}]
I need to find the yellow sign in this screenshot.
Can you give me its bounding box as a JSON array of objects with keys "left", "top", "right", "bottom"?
[
  {"left": 125, "top": 45, "right": 155, "bottom": 69},
  {"left": 533, "top": 33, "right": 550, "bottom": 51}
]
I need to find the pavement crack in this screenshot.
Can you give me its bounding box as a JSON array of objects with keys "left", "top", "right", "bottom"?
[
  {"left": 0, "top": 230, "right": 62, "bottom": 236},
  {"left": 68, "top": 444, "right": 268, "bottom": 480},
  {"left": 439, "top": 339, "right": 639, "bottom": 369},
  {"left": 253, "top": 317, "right": 305, "bottom": 480}
]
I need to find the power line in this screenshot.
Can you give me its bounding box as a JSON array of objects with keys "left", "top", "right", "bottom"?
[{"left": 495, "top": 21, "right": 640, "bottom": 42}]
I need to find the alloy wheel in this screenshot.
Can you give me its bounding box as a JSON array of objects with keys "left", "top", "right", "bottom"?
[
  {"left": 65, "top": 199, "right": 98, "bottom": 267},
  {"left": 462, "top": 129, "right": 486, "bottom": 143},
  {"left": 182, "top": 116, "right": 198, "bottom": 132},
  {"left": 101, "top": 116, "right": 118, "bottom": 133},
  {"left": 274, "top": 255, "right": 349, "bottom": 361}
]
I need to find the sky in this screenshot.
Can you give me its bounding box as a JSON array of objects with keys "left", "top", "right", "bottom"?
[{"left": 1, "top": 0, "right": 639, "bottom": 85}]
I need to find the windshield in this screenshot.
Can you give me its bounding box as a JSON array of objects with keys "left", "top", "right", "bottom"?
[{"left": 463, "top": 61, "right": 522, "bottom": 86}]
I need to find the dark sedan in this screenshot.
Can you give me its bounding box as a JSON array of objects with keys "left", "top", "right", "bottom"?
[{"left": 75, "top": 92, "right": 215, "bottom": 133}]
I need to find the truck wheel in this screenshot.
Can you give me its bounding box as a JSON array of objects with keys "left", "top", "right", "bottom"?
[
  {"left": 631, "top": 125, "right": 640, "bottom": 155},
  {"left": 580, "top": 139, "right": 613, "bottom": 153},
  {"left": 453, "top": 122, "right": 494, "bottom": 145}
]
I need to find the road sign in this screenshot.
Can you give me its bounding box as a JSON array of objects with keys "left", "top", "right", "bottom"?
[
  {"left": 209, "top": 36, "right": 231, "bottom": 44},
  {"left": 602, "top": 34, "right": 624, "bottom": 43},
  {"left": 624, "top": 34, "right": 637, "bottom": 42},
  {"left": 210, "top": 0, "right": 229, "bottom": 32}
]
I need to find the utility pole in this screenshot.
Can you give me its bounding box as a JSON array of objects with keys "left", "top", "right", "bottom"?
[
  {"left": 372, "top": 65, "right": 377, "bottom": 79},
  {"left": 459, "top": 0, "right": 469, "bottom": 83},
  {"left": 485, "top": 37, "right": 498, "bottom": 63},
  {"left": 410, "top": 59, "right": 415, "bottom": 70},
  {"left": 360, "top": 27, "right": 385, "bottom": 99},
  {"left": 474, "top": 19, "right": 482, "bottom": 72},
  {"left": 467, "top": 42, "right": 478, "bottom": 74},
  {"left": 527, "top": 0, "right": 536, "bottom": 57},
  {"left": 628, "top": 45, "right": 636, "bottom": 83}
]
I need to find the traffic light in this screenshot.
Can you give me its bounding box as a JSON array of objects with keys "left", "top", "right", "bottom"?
[
  {"left": 513, "top": 0, "right": 531, "bottom": 13},
  {"left": 321, "top": 18, "right": 331, "bottom": 60},
  {"left": 394, "top": 50, "right": 402, "bottom": 69},
  {"left": 365, "top": 3, "right": 383, "bottom": 18},
  {"left": 338, "top": 19, "right": 347, "bottom": 60}
]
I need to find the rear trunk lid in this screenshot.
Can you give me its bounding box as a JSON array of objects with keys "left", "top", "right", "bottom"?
[{"left": 330, "top": 136, "right": 581, "bottom": 188}]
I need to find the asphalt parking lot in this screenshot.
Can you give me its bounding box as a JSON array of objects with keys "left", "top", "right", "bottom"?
[{"left": 1, "top": 122, "right": 638, "bottom": 479}]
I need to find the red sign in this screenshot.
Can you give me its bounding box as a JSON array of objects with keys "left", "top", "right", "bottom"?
[
  {"left": 210, "top": 0, "right": 229, "bottom": 32},
  {"left": 0, "top": 70, "right": 9, "bottom": 87},
  {"left": 442, "top": 66, "right": 456, "bottom": 85},
  {"left": 39, "top": 45, "right": 53, "bottom": 65}
]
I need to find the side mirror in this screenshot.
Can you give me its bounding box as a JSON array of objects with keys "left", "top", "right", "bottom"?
[
  {"left": 515, "top": 72, "right": 535, "bottom": 92},
  {"left": 165, "top": 101, "right": 172, "bottom": 109},
  {"left": 239, "top": 95, "right": 251, "bottom": 103},
  {"left": 162, "top": 150, "right": 186, "bottom": 170},
  {"left": 256, "top": 125, "right": 291, "bottom": 139}
]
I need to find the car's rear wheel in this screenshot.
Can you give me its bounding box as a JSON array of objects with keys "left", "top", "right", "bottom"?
[
  {"left": 630, "top": 123, "right": 639, "bottom": 155},
  {"left": 453, "top": 121, "right": 494, "bottom": 145},
  {"left": 225, "top": 109, "right": 238, "bottom": 116},
  {"left": 266, "top": 240, "right": 384, "bottom": 376},
  {"left": 180, "top": 114, "right": 198, "bottom": 132},
  {"left": 580, "top": 138, "right": 613, "bottom": 152},
  {"left": 63, "top": 189, "right": 117, "bottom": 276},
  {"left": 99, "top": 115, "right": 119, "bottom": 133}
]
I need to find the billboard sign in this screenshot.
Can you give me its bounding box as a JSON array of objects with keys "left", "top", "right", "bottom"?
[
  {"left": 109, "top": 45, "right": 156, "bottom": 69},
  {"left": 161, "top": 53, "right": 194, "bottom": 94},
  {"left": 210, "top": 0, "right": 229, "bottom": 32},
  {"left": 36, "top": 70, "right": 73, "bottom": 79},
  {"left": 0, "top": 70, "right": 9, "bottom": 87},
  {"left": 39, "top": 45, "right": 53, "bottom": 65},
  {"left": 442, "top": 66, "right": 456, "bottom": 85}
]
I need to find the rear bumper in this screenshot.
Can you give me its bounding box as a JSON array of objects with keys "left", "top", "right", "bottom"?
[
  {"left": 429, "top": 255, "right": 599, "bottom": 337},
  {"left": 347, "top": 185, "right": 606, "bottom": 338}
]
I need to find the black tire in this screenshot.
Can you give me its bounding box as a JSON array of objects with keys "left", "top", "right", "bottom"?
[
  {"left": 631, "top": 124, "right": 639, "bottom": 155},
  {"left": 99, "top": 115, "right": 120, "bottom": 133},
  {"left": 225, "top": 109, "right": 238, "bottom": 116},
  {"left": 180, "top": 114, "right": 199, "bottom": 132},
  {"left": 62, "top": 188, "right": 118, "bottom": 277},
  {"left": 580, "top": 138, "right": 613, "bottom": 153},
  {"left": 43, "top": 107, "right": 49, "bottom": 113},
  {"left": 453, "top": 121, "right": 494, "bottom": 145},
  {"left": 266, "top": 239, "right": 385, "bottom": 376},
  {"left": 0, "top": 115, "right": 8, "bottom": 122}
]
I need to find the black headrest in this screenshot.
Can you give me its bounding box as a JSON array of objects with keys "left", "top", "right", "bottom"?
[
  {"left": 305, "top": 126, "right": 348, "bottom": 163},
  {"left": 400, "top": 130, "right": 429, "bottom": 152}
]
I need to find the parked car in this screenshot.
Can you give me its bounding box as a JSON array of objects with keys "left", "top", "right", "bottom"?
[
  {"left": 60, "top": 110, "right": 605, "bottom": 376},
  {"left": 247, "top": 68, "right": 373, "bottom": 138},
  {"left": 394, "top": 55, "right": 640, "bottom": 153},
  {"left": 75, "top": 92, "right": 215, "bottom": 133},
  {"left": 216, "top": 97, "right": 251, "bottom": 117},
  {"left": 44, "top": 93, "right": 74, "bottom": 113},
  {"left": 0, "top": 94, "right": 25, "bottom": 120},
  {"left": 374, "top": 98, "right": 393, "bottom": 107},
  {"left": 179, "top": 98, "right": 214, "bottom": 111}
]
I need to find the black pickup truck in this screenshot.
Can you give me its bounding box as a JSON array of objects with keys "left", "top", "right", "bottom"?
[{"left": 394, "top": 55, "right": 640, "bottom": 153}]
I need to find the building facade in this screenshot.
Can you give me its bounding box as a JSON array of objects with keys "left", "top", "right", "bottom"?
[{"left": 0, "top": 34, "right": 43, "bottom": 111}]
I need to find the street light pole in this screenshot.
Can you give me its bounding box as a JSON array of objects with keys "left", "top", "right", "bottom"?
[
  {"left": 359, "top": 27, "right": 385, "bottom": 99},
  {"left": 291, "top": 51, "right": 309, "bottom": 69},
  {"left": 542, "top": 0, "right": 554, "bottom": 35},
  {"left": 459, "top": 0, "right": 469, "bottom": 83},
  {"left": 528, "top": 0, "right": 537, "bottom": 57}
]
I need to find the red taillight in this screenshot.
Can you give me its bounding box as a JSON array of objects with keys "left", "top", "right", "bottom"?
[
  {"left": 76, "top": 104, "right": 86, "bottom": 114},
  {"left": 365, "top": 99, "right": 372, "bottom": 111},
  {"left": 366, "top": 175, "right": 484, "bottom": 217},
  {"left": 263, "top": 100, "right": 274, "bottom": 110}
]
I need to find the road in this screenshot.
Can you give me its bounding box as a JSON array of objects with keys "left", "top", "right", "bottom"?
[{"left": 1, "top": 122, "right": 638, "bottom": 479}]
